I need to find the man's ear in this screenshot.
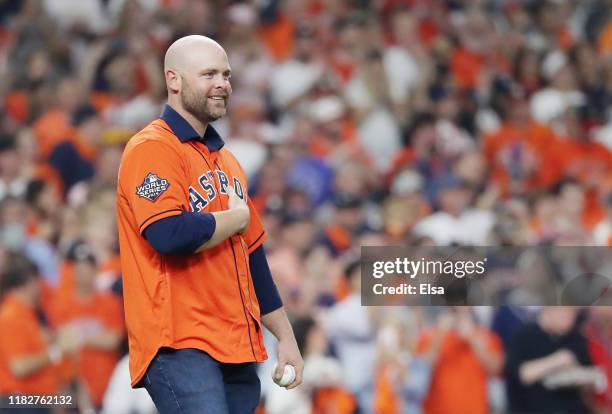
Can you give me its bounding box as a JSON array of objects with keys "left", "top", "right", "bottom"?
[{"left": 165, "top": 69, "right": 181, "bottom": 94}]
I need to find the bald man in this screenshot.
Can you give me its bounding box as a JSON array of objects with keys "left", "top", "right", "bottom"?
[{"left": 116, "top": 35, "right": 303, "bottom": 414}]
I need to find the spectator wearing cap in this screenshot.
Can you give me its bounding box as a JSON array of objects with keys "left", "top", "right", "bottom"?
[
  {"left": 50, "top": 242, "right": 124, "bottom": 411},
  {"left": 269, "top": 24, "right": 323, "bottom": 112},
  {"left": 48, "top": 104, "right": 102, "bottom": 194},
  {"left": 530, "top": 50, "right": 585, "bottom": 126},
  {"left": 412, "top": 174, "right": 494, "bottom": 246},
  {"left": 307, "top": 95, "right": 359, "bottom": 160}
]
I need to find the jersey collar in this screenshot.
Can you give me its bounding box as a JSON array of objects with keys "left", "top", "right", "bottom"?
[{"left": 160, "top": 104, "right": 225, "bottom": 152}]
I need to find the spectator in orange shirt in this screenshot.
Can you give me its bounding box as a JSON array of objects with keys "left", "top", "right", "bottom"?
[
  {"left": 415, "top": 307, "right": 503, "bottom": 414},
  {"left": 554, "top": 108, "right": 612, "bottom": 188},
  {"left": 51, "top": 243, "right": 124, "bottom": 410},
  {"left": 48, "top": 105, "right": 102, "bottom": 195},
  {"left": 0, "top": 255, "right": 80, "bottom": 412},
  {"left": 484, "top": 95, "right": 561, "bottom": 195}
]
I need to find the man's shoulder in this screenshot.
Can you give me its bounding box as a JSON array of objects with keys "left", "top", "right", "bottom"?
[{"left": 123, "top": 119, "right": 178, "bottom": 156}]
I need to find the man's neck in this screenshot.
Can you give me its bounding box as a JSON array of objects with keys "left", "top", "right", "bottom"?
[{"left": 168, "top": 101, "right": 208, "bottom": 137}]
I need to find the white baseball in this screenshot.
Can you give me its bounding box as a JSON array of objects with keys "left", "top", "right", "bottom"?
[{"left": 273, "top": 363, "right": 296, "bottom": 387}]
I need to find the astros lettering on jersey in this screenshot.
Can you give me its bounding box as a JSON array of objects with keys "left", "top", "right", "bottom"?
[{"left": 117, "top": 105, "right": 267, "bottom": 387}]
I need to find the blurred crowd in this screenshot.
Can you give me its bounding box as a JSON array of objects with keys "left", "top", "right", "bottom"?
[{"left": 0, "top": 0, "right": 611, "bottom": 413}]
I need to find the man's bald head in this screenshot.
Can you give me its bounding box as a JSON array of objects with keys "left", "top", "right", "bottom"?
[
  {"left": 164, "top": 35, "right": 226, "bottom": 73},
  {"left": 164, "top": 35, "right": 233, "bottom": 127}
]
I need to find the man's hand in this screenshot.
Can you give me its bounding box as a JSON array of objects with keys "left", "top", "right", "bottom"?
[
  {"left": 550, "top": 349, "right": 578, "bottom": 369},
  {"left": 227, "top": 186, "right": 250, "bottom": 233},
  {"left": 274, "top": 336, "right": 304, "bottom": 390},
  {"left": 262, "top": 307, "right": 304, "bottom": 389},
  {"left": 57, "top": 325, "right": 83, "bottom": 356}
]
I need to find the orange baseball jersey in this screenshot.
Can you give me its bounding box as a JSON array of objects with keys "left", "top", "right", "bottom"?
[{"left": 116, "top": 105, "right": 267, "bottom": 387}]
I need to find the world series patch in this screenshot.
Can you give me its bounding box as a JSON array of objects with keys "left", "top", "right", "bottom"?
[{"left": 136, "top": 172, "right": 170, "bottom": 202}]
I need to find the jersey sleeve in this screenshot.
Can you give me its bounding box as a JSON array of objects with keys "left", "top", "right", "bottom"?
[
  {"left": 243, "top": 197, "right": 267, "bottom": 253},
  {"left": 119, "top": 140, "right": 188, "bottom": 234}
]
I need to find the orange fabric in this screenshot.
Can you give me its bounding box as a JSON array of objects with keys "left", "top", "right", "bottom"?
[
  {"left": 556, "top": 26, "right": 575, "bottom": 51},
  {"left": 451, "top": 48, "right": 485, "bottom": 89},
  {"left": 418, "top": 18, "right": 439, "bottom": 46},
  {"left": 52, "top": 292, "right": 124, "bottom": 406},
  {"left": 334, "top": 275, "right": 350, "bottom": 302},
  {"left": 599, "top": 22, "right": 612, "bottom": 55},
  {"left": 90, "top": 92, "right": 120, "bottom": 113},
  {"left": 117, "top": 119, "right": 268, "bottom": 386},
  {"left": 484, "top": 122, "right": 560, "bottom": 194},
  {"left": 313, "top": 387, "right": 356, "bottom": 414},
  {"left": 324, "top": 225, "right": 352, "bottom": 253},
  {"left": 6, "top": 90, "right": 29, "bottom": 124},
  {"left": 33, "top": 109, "right": 74, "bottom": 159},
  {"left": 555, "top": 138, "right": 612, "bottom": 185},
  {"left": 100, "top": 255, "right": 121, "bottom": 275},
  {"left": 55, "top": 261, "right": 76, "bottom": 306},
  {"left": 373, "top": 366, "right": 401, "bottom": 414},
  {"left": 331, "top": 58, "right": 356, "bottom": 84},
  {"left": 258, "top": 13, "right": 295, "bottom": 62},
  {"left": 0, "top": 294, "right": 60, "bottom": 394},
  {"left": 309, "top": 120, "right": 358, "bottom": 158},
  {"left": 416, "top": 329, "right": 502, "bottom": 414},
  {"left": 451, "top": 48, "right": 509, "bottom": 90},
  {"left": 54, "top": 256, "right": 121, "bottom": 308},
  {"left": 71, "top": 132, "right": 99, "bottom": 162},
  {"left": 386, "top": 147, "right": 415, "bottom": 185}
]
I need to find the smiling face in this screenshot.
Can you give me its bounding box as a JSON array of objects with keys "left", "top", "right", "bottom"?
[{"left": 165, "top": 36, "right": 233, "bottom": 124}]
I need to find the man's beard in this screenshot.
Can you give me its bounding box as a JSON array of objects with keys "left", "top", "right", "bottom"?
[{"left": 180, "top": 79, "right": 227, "bottom": 124}]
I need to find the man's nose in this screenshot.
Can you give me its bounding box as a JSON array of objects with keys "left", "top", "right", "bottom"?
[{"left": 213, "top": 75, "right": 230, "bottom": 89}]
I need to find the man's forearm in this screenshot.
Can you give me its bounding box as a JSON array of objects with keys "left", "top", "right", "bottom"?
[
  {"left": 9, "top": 352, "right": 52, "bottom": 378},
  {"left": 261, "top": 307, "right": 295, "bottom": 342},
  {"left": 195, "top": 209, "right": 248, "bottom": 252},
  {"left": 85, "top": 330, "right": 123, "bottom": 351},
  {"left": 468, "top": 336, "right": 502, "bottom": 375},
  {"left": 520, "top": 352, "right": 575, "bottom": 385}
]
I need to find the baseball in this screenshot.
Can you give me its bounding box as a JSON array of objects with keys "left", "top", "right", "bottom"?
[{"left": 272, "top": 363, "right": 296, "bottom": 387}]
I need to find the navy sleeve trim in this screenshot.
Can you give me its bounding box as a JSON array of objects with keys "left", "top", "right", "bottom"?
[
  {"left": 249, "top": 245, "right": 282, "bottom": 314},
  {"left": 139, "top": 208, "right": 183, "bottom": 233}
]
